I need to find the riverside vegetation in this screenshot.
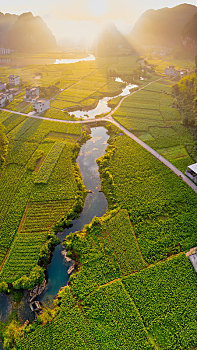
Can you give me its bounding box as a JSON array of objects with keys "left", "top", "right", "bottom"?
[
  {"left": 1, "top": 55, "right": 197, "bottom": 349},
  {"left": 11, "top": 124, "right": 197, "bottom": 350}
]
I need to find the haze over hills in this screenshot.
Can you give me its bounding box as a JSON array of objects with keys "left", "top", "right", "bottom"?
[
  {"left": 95, "top": 23, "right": 136, "bottom": 57},
  {"left": 0, "top": 12, "right": 57, "bottom": 52},
  {"left": 182, "top": 12, "right": 197, "bottom": 53},
  {"left": 129, "top": 3, "right": 197, "bottom": 49}
]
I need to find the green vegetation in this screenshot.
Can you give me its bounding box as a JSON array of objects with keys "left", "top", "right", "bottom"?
[
  {"left": 34, "top": 142, "right": 65, "bottom": 184},
  {"left": 172, "top": 69, "right": 197, "bottom": 143},
  {"left": 98, "top": 132, "right": 197, "bottom": 263},
  {"left": 123, "top": 254, "right": 197, "bottom": 350},
  {"left": 0, "top": 114, "right": 86, "bottom": 286},
  {"left": 1, "top": 55, "right": 197, "bottom": 350},
  {"left": 0, "top": 55, "right": 143, "bottom": 121},
  {"left": 13, "top": 211, "right": 155, "bottom": 350},
  {"left": 64, "top": 210, "right": 146, "bottom": 300},
  {"left": 13, "top": 215, "right": 197, "bottom": 350},
  {"left": 113, "top": 78, "right": 197, "bottom": 170}
]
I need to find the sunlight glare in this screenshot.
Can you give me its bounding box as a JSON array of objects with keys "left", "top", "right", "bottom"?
[{"left": 88, "top": 0, "right": 108, "bottom": 17}]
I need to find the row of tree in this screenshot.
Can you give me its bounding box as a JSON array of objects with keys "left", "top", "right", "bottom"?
[{"left": 172, "top": 56, "right": 197, "bottom": 134}]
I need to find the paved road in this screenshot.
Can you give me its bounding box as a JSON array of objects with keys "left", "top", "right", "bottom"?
[
  {"left": 0, "top": 77, "right": 197, "bottom": 194},
  {"left": 109, "top": 118, "right": 197, "bottom": 194}
]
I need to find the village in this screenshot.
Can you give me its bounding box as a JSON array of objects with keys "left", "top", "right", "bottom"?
[{"left": 0, "top": 74, "right": 50, "bottom": 113}]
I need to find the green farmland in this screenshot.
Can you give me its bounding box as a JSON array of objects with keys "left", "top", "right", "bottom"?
[
  {"left": 0, "top": 55, "right": 197, "bottom": 350},
  {"left": 0, "top": 114, "right": 85, "bottom": 284},
  {"left": 13, "top": 128, "right": 197, "bottom": 350},
  {"left": 113, "top": 79, "right": 197, "bottom": 172}
]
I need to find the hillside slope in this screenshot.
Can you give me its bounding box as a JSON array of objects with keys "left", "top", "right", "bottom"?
[
  {"left": 130, "top": 4, "right": 197, "bottom": 48},
  {"left": 96, "top": 24, "right": 136, "bottom": 57},
  {"left": 182, "top": 12, "right": 197, "bottom": 54},
  {"left": 0, "top": 12, "right": 57, "bottom": 52}
]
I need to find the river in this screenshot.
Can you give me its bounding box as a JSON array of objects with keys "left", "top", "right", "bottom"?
[
  {"left": 69, "top": 79, "right": 138, "bottom": 119},
  {"left": 0, "top": 126, "right": 109, "bottom": 346},
  {"left": 38, "top": 126, "right": 109, "bottom": 305},
  {"left": 0, "top": 54, "right": 95, "bottom": 67}
]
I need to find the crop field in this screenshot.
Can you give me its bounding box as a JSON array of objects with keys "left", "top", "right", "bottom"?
[
  {"left": 15, "top": 218, "right": 197, "bottom": 350},
  {"left": 147, "top": 56, "right": 194, "bottom": 74},
  {"left": 51, "top": 71, "right": 124, "bottom": 112},
  {"left": 113, "top": 79, "right": 196, "bottom": 169},
  {"left": 1, "top": 56, "right": 197, "bottom": 350},
  {"left": 16, "top": 282, "right": 155, "bottom": 350},
  {"left": 123, "top": 254, "right": 197, "bottom": 350},
  {"left": 64, "top": 209, "right": 146, "bottom": 300},
  {"left": 41, "top": 108, "right": 73, "bottom": 121},
  {"left": 99, "top": 134, "right": 197, "bottom": 263},
  {"left": 0, "top": 115, "right": 85, "bottom": 283},
  {"left": 1, "top": 56, "right": 142, "bottom": 123}
]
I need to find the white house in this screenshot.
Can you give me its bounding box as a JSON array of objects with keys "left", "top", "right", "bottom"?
[
  {"left": 0, "top": 81, "right": 5, "bottom": 91},
  {"left": 185, "top": 163, "right": 197, "bottom": 184},
  {"left": 24, "top": 87, "right": 39, "bottom": 101},
  {"left": 0, "top": 91, "right": 13, "bottom": 107},
  {"left": 188, "top": 253, "right": 197, "bottom": 273},
  {"left": 0, "top": 48, "right": 11, "bottom": 55},
  {"left": 8, "top": 75, "right": 20, "bottom": 86},
  {"left": 5, "top": 91, "right": 13, "bottom": 103},
  {"left": 32, "top": 99, "right": 50, "bottom": 113},
  {"left": 0, "top": 93, "right": 7, "bottom": 107}
]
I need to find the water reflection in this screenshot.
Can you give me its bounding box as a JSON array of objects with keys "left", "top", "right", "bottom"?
[
  {"left": 69, "top": 80, "right": 138, "bottom": 119},
  {"left": 38, "top": 127, "right": 109, "bottom": 306}
]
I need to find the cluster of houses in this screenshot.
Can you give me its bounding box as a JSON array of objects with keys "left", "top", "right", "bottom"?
[
  {"left": 0, "top": 74, "right": 50, "bottom": 113},
  {"left": 23, "top": 86, "right": 49, "bottom": 113},
  {"left": 0, "top": 48, "right": 13, "bottom": 55},
  {"left": 165, "top": 65, "right": 190, "bottom": 79},
  {"left": 0, "top": 75, "right": 21, "bottom": 107}
]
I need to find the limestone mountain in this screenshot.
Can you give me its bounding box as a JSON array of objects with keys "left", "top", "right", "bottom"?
[
  {"left": 182, "top": 12, "right": 197, "bottom": 54},
  {"left": 95, "top": 24, "right": 136, "bottom": 57},
  {"left": 130, "top": 4, "right": 197, "bottom": 48},
  {"left": 0, "top": 12, "right": 57, "bottom": 52}
]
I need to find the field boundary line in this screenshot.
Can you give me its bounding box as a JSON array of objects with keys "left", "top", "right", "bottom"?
[
  {"left": 0, "top": 248, "right": 10, "bottom": 273},
  {"left": 120, "top": 281, "right": 159, "bottom": 350}
]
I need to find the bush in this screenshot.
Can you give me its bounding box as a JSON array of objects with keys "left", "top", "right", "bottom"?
[{"left": 0, "top": 282, "right": 9, "bottom": 293}]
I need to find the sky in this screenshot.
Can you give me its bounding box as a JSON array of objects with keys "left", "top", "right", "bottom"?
[{"left": 1, "top": 0, "right": 197, "bottom": 45}]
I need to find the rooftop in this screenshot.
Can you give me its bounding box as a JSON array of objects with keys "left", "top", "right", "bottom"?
[
  {"left": 9, "top": 75, "right": 19, "bottom": 78},
  {"left": 35, "top": 99, "right": 48, "bottom": 103},
  {"left": 188, "top": 163, "right": 197, "bottom": 174}
]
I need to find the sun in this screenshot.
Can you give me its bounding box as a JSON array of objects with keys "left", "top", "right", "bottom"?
[{"left": 88, "top": 0, "right": 108, "bottom": 17}]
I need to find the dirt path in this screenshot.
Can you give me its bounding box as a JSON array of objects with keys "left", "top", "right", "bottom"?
[{"left": 1, "top": 78, "right": 197, "bottom": 194}]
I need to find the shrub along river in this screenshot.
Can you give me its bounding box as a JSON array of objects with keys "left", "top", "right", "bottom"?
[
  {"left": 39, "top": 126, "right": 109, "bottom": 305},
  {"left": 0, "top": 126, "right": 109, "bottom": 328}
]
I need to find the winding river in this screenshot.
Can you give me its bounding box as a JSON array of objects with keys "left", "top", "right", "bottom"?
[
  {"left": 69, "top": 79, "right": 138, "bottom": 120},
  {"left": 0, "top": 127, "right": 109, "bottom": 325},
  {"left": 39, "top": 126, "right": 109, "bottom": 305}
]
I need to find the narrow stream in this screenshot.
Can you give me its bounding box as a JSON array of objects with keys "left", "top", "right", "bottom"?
[
  {"left": 0, "top": 127, "right": 109, "bottom": 328},
  {"left": 69, "top": 79, "right": 138, "bottom": 119},
  {"left": 38, "top": 126, "right": 109, "bottom": 305}
]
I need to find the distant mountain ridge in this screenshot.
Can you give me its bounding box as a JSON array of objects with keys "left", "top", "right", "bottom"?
[
  {"left": 182, "top": 12, "right": 197, "bottom": 54},
  {"left": 95, "top": 24, "right": 136, "bottom": 57},
  {"left": 130, "top": 4, "right": 197, "bottom": 49},
  {"left": 0, "top": 12, "right": 57, "bottom": 52}
]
